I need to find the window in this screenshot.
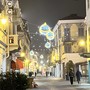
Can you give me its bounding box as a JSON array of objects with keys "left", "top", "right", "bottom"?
[
  {"left": 78, "top": 28, "right": 84, "bottom": 36},
  {"left": 64, "top": 44, "right": 71, "bottom": 53},
  {"left": 64, "top": 28, "right": 70, "bottom": 41},
  {"left": 9, "top": 37, "right": 14, "bottom": 44}
]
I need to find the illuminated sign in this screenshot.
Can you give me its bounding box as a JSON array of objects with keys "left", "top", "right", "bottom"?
[{"left": 9, "top": 37, "right": 14, "bottom": 44}]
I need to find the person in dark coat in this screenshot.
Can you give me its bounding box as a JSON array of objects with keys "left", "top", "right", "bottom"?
[
  {"left": 76, "top": 69, "right": 82, "bottom": 84},
  {"left": 69, "top": 69, "right": 74, "bottom": 85},
  {"left": 46, "top": 71, "right": 48, "bottom": 77},
  {"left": 35, "top": 72, "right": 37, "bottom": 77}
]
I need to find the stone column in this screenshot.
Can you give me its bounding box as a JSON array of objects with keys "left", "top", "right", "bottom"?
[
  {"left": 88, "top": 61, "right": 90, "bottom": 83},
  {"left": 0, "top": 54, "right": 2, "bottom": 74},
  {"left": 2, "top": 54, "right": 6, "bottom": 74}
]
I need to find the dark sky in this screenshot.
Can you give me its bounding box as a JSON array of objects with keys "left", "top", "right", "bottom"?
[{"left": 19, "top": 0, "right": 86, "bottom": 55}]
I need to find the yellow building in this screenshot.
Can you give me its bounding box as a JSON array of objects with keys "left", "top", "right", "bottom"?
[
  {"left": 0, "top": 0, "right": 31, "bottom": 74},
  {"left": 17, "top": 19, "right": 31, "bottom": 74},
  {"left": 7, "top": 0, "right": 31, "bottom": 73},
  {"left": 53, "top": 14, "right": 87, "bottom": 78},
  {"left": 85, "top": 0, "right": 90, "bottom": 82},
  {"left": 0, "top": 0, "right": 10, "bottom": 74}
]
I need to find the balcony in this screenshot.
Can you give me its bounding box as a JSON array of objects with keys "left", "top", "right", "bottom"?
[{"left": 62, "top": 36, "right": 79, "bottom": 42}]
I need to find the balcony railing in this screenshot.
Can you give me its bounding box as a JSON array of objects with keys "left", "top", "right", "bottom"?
[{"left": 62, "top": 36, "right": 84, "bottom": 42}]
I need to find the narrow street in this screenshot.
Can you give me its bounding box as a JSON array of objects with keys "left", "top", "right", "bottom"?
[
  {"left": 1, "top": 1, "right": 90, "bottom": 90},
  {"left": 27, "top": 76, "right": 90, "bottom": 90}
]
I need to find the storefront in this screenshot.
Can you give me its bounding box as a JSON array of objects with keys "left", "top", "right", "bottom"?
[{"left": 75, "top": 61, "right": 87, "bottom": 76}]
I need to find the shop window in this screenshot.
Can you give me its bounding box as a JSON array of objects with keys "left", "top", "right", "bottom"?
[{"left": 64, "top": 28, "right": 70, "bottom": 41}]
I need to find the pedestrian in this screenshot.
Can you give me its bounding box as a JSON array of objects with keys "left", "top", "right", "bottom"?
[
  {"left": 76, "top": 69, "right": 82, "bottom": 84},
  {"left": 35, "top": 72, "right": 37, "bottom": 77},
  {"left": 46, "top": 71, "right": 48, "bottom": 77},
  {"left": 50, "top": 72, "right": 52, "bottom": 76},
  {"left": 29, "top": 72, "right": 33, "bottom": 77},
  {"left": 69, "top": 68, "right": 74, "bottom": 85}
]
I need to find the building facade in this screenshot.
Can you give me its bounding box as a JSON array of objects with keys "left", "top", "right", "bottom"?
[
  {"left": 53, "top": 14, "right": 87, "bottom": 78},
  {"left": 0, "top": 0, "right": 31, "bottom": 74},
  {"left": 85, "top": 0, "right": 90, "bottom": 83}
]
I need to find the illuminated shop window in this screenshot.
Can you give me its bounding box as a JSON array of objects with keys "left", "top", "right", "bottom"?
[{"left": 9, "top": 37, "right": 14, "bottom": 44}]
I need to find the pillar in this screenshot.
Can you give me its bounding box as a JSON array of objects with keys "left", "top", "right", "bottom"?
[
  {"left": 88, "top": 61, "right": 90, "bottom": 83},
  {"left": 2, "top": 54, "right": 6, "bottom": 74},
  {"left": 0, "top": 54, "right": 2, "bottom": 74},
  {"left": 61, "top": 63, "right": 63, "bottom": 78}
]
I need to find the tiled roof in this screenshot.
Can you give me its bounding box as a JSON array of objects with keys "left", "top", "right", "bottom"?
[{"left": 60, "top": 14, "right": 85, "bottom": 20}]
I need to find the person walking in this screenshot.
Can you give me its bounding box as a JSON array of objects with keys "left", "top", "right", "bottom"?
[
  {"left": 35, "top": 72, "right": 37, "bottom": 77},
  {"left": 69, "top": 68, "right": 74, "bottom": 85},
  {"left": 46, "top": 71, "right": 48, "bottom": 77},
  {"left": 76, "top": 69, "right": 82, "bottom": 84}
]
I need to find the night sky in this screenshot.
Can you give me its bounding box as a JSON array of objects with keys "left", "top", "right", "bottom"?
[{"left": 19, "top": 0, "right": 86, "bottom": 55}]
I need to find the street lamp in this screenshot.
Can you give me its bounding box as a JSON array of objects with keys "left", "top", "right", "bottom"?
[
  {"left": 1, "top": 18, "right": 7, "bottom": 25},
  {"left": 78, "top": 39, "right": 87, "bottom": 53},
  {"left": 78, "top": 39, "right": 85, "bottom": 47},
  {"left": 40, "top": 60, "right": 44, "bottom": 64},
  {"left": 0, "top": 18, "right": 7, "bottom": 34},
  {"left": 78, "top": 39, "right": 90, "bottom": 82},
  {"left": 20, "top": 52, "right": 25, "bottom": 57}
]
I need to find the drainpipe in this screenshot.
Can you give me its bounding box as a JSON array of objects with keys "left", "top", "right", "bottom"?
[{"left": 6, "top": 25, "right": 10, "bottom": 59}]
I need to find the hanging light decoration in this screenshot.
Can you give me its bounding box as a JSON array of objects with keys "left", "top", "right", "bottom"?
[
  {"left": 40, "top": 55, "right": 44, "bottom": 59},
  {"left": 40, "top": 60, "right": 43, "bottom": 64},
  {"left": 30, "top": 50, "right": 34, "bottom": 56},
  {"left": 39, "top": 22, "right": 51, "bottom": 36},
  {"left": 46, "top": 31, "right": 55, "bottom": 40},
  {"left": 45, "top": 42, "right": 51, "bottom": 49}
]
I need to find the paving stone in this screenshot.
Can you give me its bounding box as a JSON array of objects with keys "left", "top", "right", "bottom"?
[{"left": 27, "top": 76, "right": 90, "bottom": 90}]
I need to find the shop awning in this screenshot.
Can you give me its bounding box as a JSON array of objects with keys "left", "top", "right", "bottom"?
[
  {"left": 16, "top": 59, "right": 23, "bottom": 69},
  {"left": 11, "top": 60, "right": 16, "bottom": 70},
  {"left": 11, "top": 59, "right": 23, "bottom": 70}
]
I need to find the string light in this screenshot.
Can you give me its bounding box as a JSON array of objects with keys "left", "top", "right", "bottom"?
[
  {"left": 27, "top": 21, "right": 54, "bottom": 53},
  {"left": 39, "top": 46, "right": 41, "bottom": 47},
  {"left": 33, "top": 45, "right": 35, "bottom": 47}
]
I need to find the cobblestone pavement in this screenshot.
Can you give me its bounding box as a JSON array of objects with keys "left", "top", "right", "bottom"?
[{"left": 27, "top": 76, "right": 90, "bottom": 90}]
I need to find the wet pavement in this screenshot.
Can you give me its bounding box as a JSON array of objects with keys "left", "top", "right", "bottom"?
[{"left": 27, "top": 76, "right": 90, "bottom": 90}]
